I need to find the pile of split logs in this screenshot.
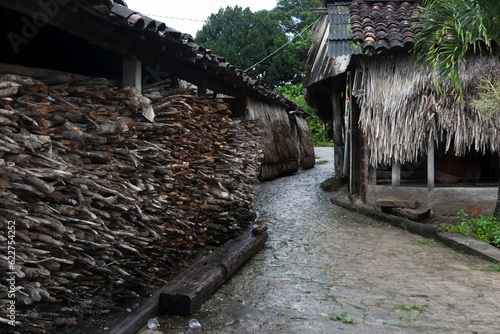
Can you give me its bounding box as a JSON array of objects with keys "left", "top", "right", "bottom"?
[{"left": 0, "top": 73, "right": 262, "bottom": 333}]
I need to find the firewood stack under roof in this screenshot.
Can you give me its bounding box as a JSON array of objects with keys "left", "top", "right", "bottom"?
[{"left": 0, "top": 72, "right": 262, "bottom": 333}]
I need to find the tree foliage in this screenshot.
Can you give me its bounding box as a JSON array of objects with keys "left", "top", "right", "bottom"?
[
  {"left": 195, "top": 0, "right": 321, "bottom": 87},
  {"left": 273, "top": 0, "right": 322, "bottom": 35},
  {"left": 196, "top": 6, "right": 287, "bottom": 86}
]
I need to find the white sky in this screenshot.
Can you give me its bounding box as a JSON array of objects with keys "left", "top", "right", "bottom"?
[{"left": 124, "top": 0, "right": 278, "bottom": 37}]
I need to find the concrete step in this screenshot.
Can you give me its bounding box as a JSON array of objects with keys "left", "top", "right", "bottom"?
[
  {"left": 376, "top": 196, "right": 419, "bottom": 209},
  {"left": 381, "top": 206, "right": 430, "bottom": 222}
]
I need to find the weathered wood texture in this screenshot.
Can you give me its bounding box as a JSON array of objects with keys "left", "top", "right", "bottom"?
[
  {"left": 110, "top": 227, "right": 267, "bottom": 334},
  {"left": 0, "top": 73, "right": 262, "bottom": 333},
  {"left": 159, "top": 228, "right": 268, "bottom": 316}
]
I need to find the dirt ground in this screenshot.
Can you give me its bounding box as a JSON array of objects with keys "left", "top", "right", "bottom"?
[{"left": 135, "top": 147, "right": 500, "bottom": 334}]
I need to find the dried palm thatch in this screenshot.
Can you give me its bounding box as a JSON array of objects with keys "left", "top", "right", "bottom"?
[
  {"left": 247, "top": 98, "right": 300, "bottom": 180},
  {"left": 353, "top": 53, "right": 500, "bottom": 167},
  {"left": 296, "top": 116, "right": 315, "bottom": 169}
]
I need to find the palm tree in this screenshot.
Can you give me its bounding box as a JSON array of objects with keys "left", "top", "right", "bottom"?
[{"left": 413, "top": 0, "right": 500, "bottom": 217}]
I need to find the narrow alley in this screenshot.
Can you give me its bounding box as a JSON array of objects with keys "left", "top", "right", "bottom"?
[{"left": 144, "top": 147, "right": 500, "bottom": 334}]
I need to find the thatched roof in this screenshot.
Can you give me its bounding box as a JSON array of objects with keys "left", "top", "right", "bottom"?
[
  {"left": 354, "top": 52, "right": 500, "bottom": 166},
  {"left": 295, "top": 117, "right": 316, "bottom": 170},
  {"left": 246, "top": 99, "right": 315, "bottom": 180}
]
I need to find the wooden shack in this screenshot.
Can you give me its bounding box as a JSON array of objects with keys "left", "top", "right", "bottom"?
[{"left": 305, "top": 0, "right": 499, "bottom": 217}]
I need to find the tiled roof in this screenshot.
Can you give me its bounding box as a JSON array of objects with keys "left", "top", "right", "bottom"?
[
  {"left": 350, "top": 1, "right": 423, "bottom": 54},
  {"left": 107, "top": 2, "right": 295, "bottom": 108},
  {"left": 328, "top": 1, "right": 422, "bottom": 57},
  {"left": 306, "top": 1, "right": 423, "bottom": 87}
]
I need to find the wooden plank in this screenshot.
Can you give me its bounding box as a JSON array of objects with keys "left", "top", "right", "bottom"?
[
  {"left": 109, "top": 227, "right": 268, "bottom": 333},
  {"left": 159, "top": 228, "right": 268, "bottom": 316}
]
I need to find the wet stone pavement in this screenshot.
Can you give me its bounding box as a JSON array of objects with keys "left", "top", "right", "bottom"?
[{"left": 140, "top": 147, "right": 500, "bottom": 334}]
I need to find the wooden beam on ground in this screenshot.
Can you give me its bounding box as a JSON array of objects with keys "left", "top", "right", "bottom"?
[
  {"left": 109, "top": 226, "right": 268, "bottom": 334},
  {"left": 159, "top": 227, "right": 268, "bottom": 316}
]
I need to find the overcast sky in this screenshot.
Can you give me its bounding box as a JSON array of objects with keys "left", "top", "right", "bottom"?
[{"left": 124, "top": 0, "right": 278, "bottom": 37}]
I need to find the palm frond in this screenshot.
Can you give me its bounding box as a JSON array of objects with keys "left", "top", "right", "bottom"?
[{"left": 413, "top": 0, "right": 497, "bottom": 101}]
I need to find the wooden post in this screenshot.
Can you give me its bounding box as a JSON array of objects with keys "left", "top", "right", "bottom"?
[
  {"left": 392, "top": 159, "right": 400, "bottom": 187},
  {"left": 368, "top": 166, "right": 376, "bottom": 185},
  {"left": 428, "top": 134, "right": 435, "bottom": 191},
  {"left": 123, "top": 59, "right": 142, "bottom": 91},
  {"left": 197, "top": 81, "right": 207, "bottom": 97}
]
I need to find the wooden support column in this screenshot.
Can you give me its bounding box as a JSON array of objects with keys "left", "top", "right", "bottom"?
[
  {"left": 197, "top": 81, "right": 207, "bottom": 97},
  {"left": 123, "top": 59, "right": 142, "bottom": 91},
  {"left": 392, "top": 159, "right": 400, "bottom": 187},
  {"left": 368, "top": 166, "right": 376, "bottom": 185},
  {"left": 428, "top": 134, "right": 435, "bottom": 190}
]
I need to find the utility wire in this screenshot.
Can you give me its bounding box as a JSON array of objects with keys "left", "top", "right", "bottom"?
[
  {"left": 144, "top": 12, "right": 314, "bottom": 74},
  {"left": 244, "top": 22, "right": 315, "bottom": 72},
  {"left": 143, "top": 13, "right": 206, "bottom": 22}
]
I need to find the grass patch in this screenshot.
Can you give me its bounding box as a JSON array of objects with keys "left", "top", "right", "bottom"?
[
  {"left": 331, "top": 311, "right": 355, "bottom": 323},
  {"left": 316, "top": 160, "right": 327, "bottom": 165},
  {"left": 473, "top": 263, "right": 500, "bottom": 272},
  {"left": 417, "top": 238, "right": 435, "bottom": 245},
  {"left": 395, "top": 304, "right": 425, "bottom": 312},
  {"left": 314, "top": 141, "right": 333, "bottom": 147},
  {"left": 446, "top": 210, "right": 500, "bottom": 247}
]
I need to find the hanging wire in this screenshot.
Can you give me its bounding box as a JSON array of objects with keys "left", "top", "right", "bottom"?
[
  {"left": 143, "top": 13, "right": 206, "bottom": 22},
  {"left": 244, "top": 22, "right": 315, "bottom": 72},
  {"left": 143, "top": 12, "right": 315, "bottom": 74}
]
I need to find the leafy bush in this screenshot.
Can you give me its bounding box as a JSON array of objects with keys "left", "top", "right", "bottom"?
[
  {"left": 471, "top": 76, "right": 500, "bottom": 119},
  {"left": 447, "top": 210, "right": 500, "bottom": 247}
]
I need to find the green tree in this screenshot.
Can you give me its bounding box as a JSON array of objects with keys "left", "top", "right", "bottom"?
[
  {"left": 195, "top": 1, "right": 321, "bottom": 87},
  {"left": 272, "top": 0, "right": 322, "bottom": 84},
  {"left": 196, "top": 6, "right": 290, "bottom": 87},
  {"left": 413, "top": 0, "right": 500, "bottom": 216},
  {"left": 273, "top": 0, "right": 322, "bottom": 35}
]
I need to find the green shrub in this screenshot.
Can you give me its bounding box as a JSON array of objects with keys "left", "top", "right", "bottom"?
[{"left": 447, "top": 210, "right": 500, "bottom": 247}]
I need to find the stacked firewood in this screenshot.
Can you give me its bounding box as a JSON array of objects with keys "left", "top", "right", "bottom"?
[{"left": 0, "top": 74, "right": 261, "bottom": 333}]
